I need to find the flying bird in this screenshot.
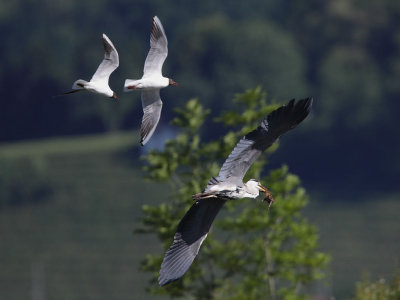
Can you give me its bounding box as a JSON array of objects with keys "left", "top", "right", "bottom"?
[
  {"left": 59, "top": 33, "right": 119, "bottom": 100},
  {"left": 124, "top": 16, "right": 178, "bottom": 146},
  {"left": 158, "top": 97, "right": 313, "bottom": 286}
]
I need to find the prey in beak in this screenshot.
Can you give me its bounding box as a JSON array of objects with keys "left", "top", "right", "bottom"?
[{"left": 258, "top": 182, "right": 275, "bottom": 209}]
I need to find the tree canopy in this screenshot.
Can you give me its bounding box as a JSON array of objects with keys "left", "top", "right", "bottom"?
[{"left": 138, "top": 88, "right": 330, "bottom": 299}]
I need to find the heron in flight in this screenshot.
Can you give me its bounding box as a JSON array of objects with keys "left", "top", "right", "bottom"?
[{"left": 158, "top": 97, "right": 313, "bottom": 286}]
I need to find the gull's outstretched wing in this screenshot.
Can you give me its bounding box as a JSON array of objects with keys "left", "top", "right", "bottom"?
[
  {"left": 90, "top": 34, "right": 119, "bottom": 83},
  {"left": 158, "top": 197, "right": 227, "bottom": 286},
  {"left": 143, "top": 16, "right": 168, "bottom": 76},
  {"left": 215, "top": 97, "right": 313, "bottom": 182},
  {"left": 140, "top": 90, "right": 163, "bottom": 146}
]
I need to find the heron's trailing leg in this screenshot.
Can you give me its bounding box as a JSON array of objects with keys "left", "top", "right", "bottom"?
[{"left": 192, "top": 192, "right": 218, "bottom": 201}]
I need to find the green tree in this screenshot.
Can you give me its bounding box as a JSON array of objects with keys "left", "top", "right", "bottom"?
[
  {"left": 138, "top": 87, "right": 330, "bottom": 299},
  {"left": 350, "top": 271, "right": 400, "bottom": 300},
  {"left": 317, "top": 45, "right": 383, "bottom": 130},
  {"left": 173, "top": 15, "right": 308, "bottom": 111}
]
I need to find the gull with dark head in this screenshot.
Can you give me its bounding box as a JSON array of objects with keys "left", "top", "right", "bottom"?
[
  {"left": 60, "top": 34, "right": 119, "bottom": 100},
  {"left": 124, "top": 16, "right": 178, "bottom": 146},
  {"left": 158, "top": 97, "right": 313, "bottom": 286}
]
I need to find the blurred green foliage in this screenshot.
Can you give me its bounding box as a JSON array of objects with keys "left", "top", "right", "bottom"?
[
  {"left": 2, "top": 0, "right": 399, "bottom": 136},
  {"left": 350, "top": 271, "right": 400, "bottom": 300},
  {"left": 0, "top": 157, "right": 53, "bottom": 208},
  {"left": 139, "top": 88, "right": 330, "bottom": 299},
  {"left": 0, "top": 0, "right": 399, "bottom": 296}
]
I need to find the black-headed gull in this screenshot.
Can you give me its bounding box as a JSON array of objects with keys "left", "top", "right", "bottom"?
[
  {"left": 124, "top": 16, "right": 178, "bottom": 146},
  {"left": 61, "top": 34, "right": 119, "bottom": 100}
]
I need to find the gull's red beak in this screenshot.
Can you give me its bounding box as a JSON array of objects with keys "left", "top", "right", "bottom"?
[{"left": 169, "top": 79, "right": 178, "bottom": 86}]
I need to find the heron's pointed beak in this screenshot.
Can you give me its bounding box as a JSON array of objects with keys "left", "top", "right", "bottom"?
[{"left": 258, "top": 183, "right": 267, "bottom": 193}]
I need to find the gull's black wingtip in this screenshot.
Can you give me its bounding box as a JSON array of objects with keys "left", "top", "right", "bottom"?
[{"left": 302, "top": 96, "right": 313, "bottom": 108}]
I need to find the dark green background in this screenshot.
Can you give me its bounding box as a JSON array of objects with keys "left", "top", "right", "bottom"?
[{"left": 1, "top": 0, "right": 399, "bottom": 298}]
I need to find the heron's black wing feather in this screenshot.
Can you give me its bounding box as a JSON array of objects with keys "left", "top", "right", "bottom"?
[
  {"left": 158, "top": 198, "right": 226, "bottom": 286},
  {"left": 215, "top": 97, "right": 313, "bottom": 182}
]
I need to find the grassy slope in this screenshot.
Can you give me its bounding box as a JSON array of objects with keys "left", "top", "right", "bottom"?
[
  {"left": 0, "top": 131, "right": 138, "bottom": 158},
  {"left": 0, "top": 131, "right": 164, "bottom": 300},
  {"left": 305, "top": 193, "right": 400, "bottom": 298},
  {"left": 0, "top": 132, "right": 399, "bottom": 299}
]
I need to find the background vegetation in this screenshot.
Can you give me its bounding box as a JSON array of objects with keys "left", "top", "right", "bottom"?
[
  {"left": 1, "top": 0, "right": 400, "bottom": 197},
  {"left": 139, "top": 91, "right": 330, "bottom": 299},
  {"left": 1, "top": 0, "right": 399, "bottom": 299}
]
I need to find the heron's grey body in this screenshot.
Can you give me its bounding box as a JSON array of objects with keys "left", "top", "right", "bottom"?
[
  {"left": 158, "top": 97, "right": 313, "bottom": 286},
  {"left": 203, "top": 177, "right": 262, "bottom": 199}
]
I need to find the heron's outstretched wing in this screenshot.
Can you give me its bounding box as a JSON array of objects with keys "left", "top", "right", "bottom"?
[
  {"left": 140, "top": 90, "right": 163, "bottom": 146},
  {"left": 215, "top": 97, "right": 313, "bottom": 182},
  {"left": 90, "top": 34, "right": 119, "bottom": 83},
  {"left": 143, "top": 16, "right": 168, "bottom": 77},
  {"left": 158, "top": 197, "right": 227, "bottom": 286}
]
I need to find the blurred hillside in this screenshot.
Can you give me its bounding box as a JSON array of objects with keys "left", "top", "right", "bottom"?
[
  {"left": 0, "top": 134, "right": 399, "bottom": 299},
  {"left": 0, "top": 132, "right": 162, "bottom": 299},
  {"left": 1, "top": 1, "right": 400, "bottom": 299},
  {"left": 1, "top": 0, "right": 400, "bottom": 196}
]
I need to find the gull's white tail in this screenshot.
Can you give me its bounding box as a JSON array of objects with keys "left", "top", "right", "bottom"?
[
  {"left": 53, "top": 79, "right": 88, "bottom": 97},
  {"left": 124, "top": 79, "right": 139, "bottom": 92},
  {"left": 72, "top": 79, "right": 89, "bottom": 90}
]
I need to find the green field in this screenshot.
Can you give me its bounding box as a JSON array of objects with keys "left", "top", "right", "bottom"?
[
  {"left": 0, "top": 131, "right": 164, "bottom": 300},
  {"left": 305, "top": 193, "right": 400, "bottom": 298},
  {"left": 0, "top": 132, "right": 399, "bottom": 299}
]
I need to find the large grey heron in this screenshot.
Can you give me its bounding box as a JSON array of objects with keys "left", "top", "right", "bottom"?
[
  {"left": 158, "top": 97, "right": 313, "bottom": 286},
  {"left": 124, "top": 16, "right": 178, "bottom": 146}
]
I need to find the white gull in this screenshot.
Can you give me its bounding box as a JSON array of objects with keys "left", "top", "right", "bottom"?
[
  {"left": 124, "top": 16, "right": 178, "bottom": 146},
  {"left": 61, "top": 34, "right": 119, "bottom": 100}
]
